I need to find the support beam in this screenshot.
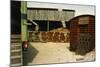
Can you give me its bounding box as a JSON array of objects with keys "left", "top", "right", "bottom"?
[{"left": 61, "top": 21, "right": 66, "bottom": 28}]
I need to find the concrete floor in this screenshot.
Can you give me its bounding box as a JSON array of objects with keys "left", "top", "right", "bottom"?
[{"left": 27, "top": 42, "right": 95, "bottom": 65}]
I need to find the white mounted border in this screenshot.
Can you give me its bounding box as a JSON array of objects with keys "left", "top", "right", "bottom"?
[{"left": 14, "top": 0, "right": 95, "bottom": 5}]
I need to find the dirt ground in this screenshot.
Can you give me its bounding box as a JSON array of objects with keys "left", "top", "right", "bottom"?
[{"left": 27, "top": 42, "right": 95, "bottom": 65}]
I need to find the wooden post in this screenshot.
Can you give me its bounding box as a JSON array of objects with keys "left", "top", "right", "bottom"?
[
  {"left": 47, "top": 21, "right": 49, "bottom": 31},
  {"left": 21, "top": 1, "right": 28, "bottom": 66},
  {"left": 21, "top": 1, "right": 28, "bottom": 41}
]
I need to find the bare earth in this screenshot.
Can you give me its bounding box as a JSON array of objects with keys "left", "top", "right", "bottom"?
[{"left": 28, "top": 42, "right": 95, "bottom": 65}]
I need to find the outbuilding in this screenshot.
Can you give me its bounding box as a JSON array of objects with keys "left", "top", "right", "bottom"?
[{"left": 69, "top": 15, "right": 95, "bottom": 55}]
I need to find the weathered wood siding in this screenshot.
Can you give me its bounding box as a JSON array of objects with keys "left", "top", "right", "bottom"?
[
  {"left": 27, "top": 8, "right": 75, "bottom": 21},
  {"left": 69, "top": 15, "right": 95, "bottom": 55},
  {"left": 62, "top": 11, "right": 75, "bottom": 21}
]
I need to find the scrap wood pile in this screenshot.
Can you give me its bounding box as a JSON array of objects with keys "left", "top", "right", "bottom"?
[{"left": 28, "top": 28, "right": 70, "bottom": 43}]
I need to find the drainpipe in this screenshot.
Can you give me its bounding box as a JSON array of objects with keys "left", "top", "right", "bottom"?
[
  {"left": 30, "top": 20, "right": 40, "bottom": 42},
  {"left": 30, "top": 20, "right": 39, "bottom": 31}
]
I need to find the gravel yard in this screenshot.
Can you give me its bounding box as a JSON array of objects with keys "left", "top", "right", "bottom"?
[{"left": 27, "top": 42, "right": 95, "bottom": 65}]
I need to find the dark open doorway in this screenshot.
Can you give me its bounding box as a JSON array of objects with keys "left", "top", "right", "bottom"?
[{"left": 11, "top": 1, "right": 21, "bottom": 34}]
